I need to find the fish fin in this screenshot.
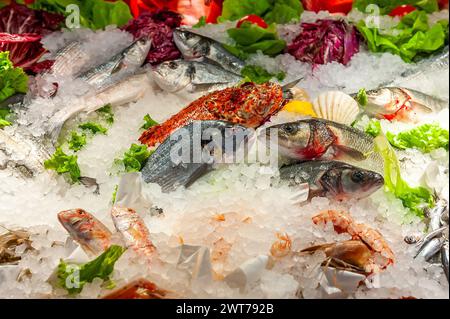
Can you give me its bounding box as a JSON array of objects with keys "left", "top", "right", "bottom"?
[
  {"left": 300, "top": 243, "right": 336, "bottom": 253},
  {"left": 282, "top": 78, "right": 303, "bottom": 91},
  {"left": 333, "top": 145, "right": 367, "bottom": 161},
  {"left": 409, "top": 101, "right": 434, "bottom": 113}
]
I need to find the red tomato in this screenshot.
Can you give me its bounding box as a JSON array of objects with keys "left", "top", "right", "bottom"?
[
  {"left": 389, "top": 5, "right": 417, "bottom": 17},
  {"left": 302, "top": 0, "right": 353, "bottom": 14},
  {"left": 236, "top": 15, "right": 268, "bottom": 28}
]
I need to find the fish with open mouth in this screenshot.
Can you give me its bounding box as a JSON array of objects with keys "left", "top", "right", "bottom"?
[
  {"left": 173, "top": 28, "right": 245, "bottom": 76},
  {"left": 57, "top": 209, "right": 112, "bottom": 256},
  {"left": 151, "top": 59, "right": 242, "bottom": 93},
  {"left": 355, "top": 87, "right": 448, "bottom": 122},
  {"left": 279, "top": 160, "right": 384, "bottom": 201},
  {"left": 139, "top": 82, "right": 289, "bottom": 148},
  {"left": 141, "top": 120, "right": 252, "bottom": 192},
  {"left": 262, "top": 118, "right": 384, "bottom": 174}
]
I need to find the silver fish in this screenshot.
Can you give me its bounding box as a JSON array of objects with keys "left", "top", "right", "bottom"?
[
  {"left": 50, "top": 41, "right": 91, "bottom": 77},
  {"left": 262, "top": 119, "right": 384, "bottom": 174},
  {"left": 151, "top": 59, "right": 242, "bottom": 93},
  {"left": 442, "top": 242, "right": 449, "bottom": 281},
  {"left": 279, "top": 160, "right": 384, "bottom": 201},
  {"left": 141, "top": 120, "right": 252, "bottom": 192},
  {"left": 415, "top": 237, "right": 445, "bottom": 261},
  {"left": 173, "top": 28, "right": 245, "bottom": 76},
  {"left": 76, "top": 38, "right": 151, "bottom": 89},
  {"left": 427, "top": 199, "right": 448, "bottom": 232}
]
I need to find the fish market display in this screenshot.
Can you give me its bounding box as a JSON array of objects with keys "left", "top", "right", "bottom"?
[{"left": 0, "top": 1, "right": 449, "bottom": 300}]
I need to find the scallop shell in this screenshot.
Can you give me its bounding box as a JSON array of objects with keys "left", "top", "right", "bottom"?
[{"left": 312, "top": 91, "right": 360, "bottom": 125}]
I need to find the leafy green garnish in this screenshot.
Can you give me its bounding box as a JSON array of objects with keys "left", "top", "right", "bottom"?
[
  {"left": 97, "top": 104, "right": 114, "bottom": 125},
  {"left": 79, "top": 122, "right": 107, "bottom": 135},
  {"left": 111, "top": 184, "right": 118, "bottom": 204},
  {"left": 356, "top": 88, "right": 368, "bottom": 106},
  {"left": 0, "top": 52, "right": 28, "bottom": 104},
  {"left": 31, "top": 0, "right": 132, "bottom": 30},
  {"left": 68, "top": 132, "right": 87, "bottom": 152},
  {"left": 119, "top": 144, "right": 152, "bottom": 172},
  {"left": 365, "top": 119, "right": 382, "bottom": 137},
  {"left": 352, "top": 0, "right": 439, "bottom": 15},
  {"left": 240, "top": 65, "right": 285, "bottom": 84},
  {"left": 386, "top": 123, "right": 449, "bottom": 153},
  {"left": 193, "top": 16, "right": 207, "bottom": 28},
  {"left": 44, "top": 148, "right": 81, "bottom": 182},
  {"left": 57, "top": 245, "right": 125, "bottom": 294},
  {"left": 219, "top": 0, "right": 303, "bottom": 24},
  {"left": 357, "top": 10, "right": 448, "bottom": 63},
  {"left": 374, "top": 134, "right": 434, "bottom": 218},
  {"left": 0, "top": 107, "right": 12, "bottom": 128},
  {"left": 141, "top": 114, "right": 158, "bottom": 130}
]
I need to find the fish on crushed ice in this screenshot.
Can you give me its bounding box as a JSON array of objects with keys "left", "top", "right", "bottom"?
[
  {"left": 139, "top": 82, "right": 288, "bottom": 148},
  {"left": 279, "top": 160, "right": 384, "bottom": 201},
  {"left": 57, "top": 209, "right": 112, "bottom": 256},
  {"left": 141, "top": 120, "right": 252, "bottom": 192},
  {"left": 102, "top": 278, "right": 172, "bottom": 299},
  {"left": 151, "top": 59, "right": 242, "bottom": 93}
]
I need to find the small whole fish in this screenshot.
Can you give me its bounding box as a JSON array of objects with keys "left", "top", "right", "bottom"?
[
  {"left": 57, "top": 209, "right": 112, "bottom": 256},
  {"left": 141, "top": 120, "right": 252, "bottom": 192},
  {"left": 173, "top": 28, "right": 245, "bottom": 75},
  {"left": 360, "top": 87, "right": 448, "bottom": 121},
  {"left": 279, "top": 161, "right": 384, "bottom": 201},
  {"left": 139, "top": 82, "right": 287, "bottom": 148},
  {"left": 111, "top": 206, "right": 156, "bottom": 261},
  {"left": 151, "top": 59, "right": 242, "bottom": 93},
  {"left": 262, "top": 119, "right": 384, "bottom": 174},
  {"left": 76, "top": 38, "right": 151, "bottom": 89},
  {"left": 442, "top": 242, "right": 449, "bottom": 281}
]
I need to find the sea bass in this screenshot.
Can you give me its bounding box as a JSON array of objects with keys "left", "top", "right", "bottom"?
[
  {"left": 263, "top": 119, "right": 384, "bottom": 174},
  {"left": 279, "top": 160, "right": 384, "bottom": 201},
  {"left": 360, "top": 87, "right": 448, "bottom": 122},
  {"left": 50, "top": 41, "right": 90, "bottom": 77},
  {"left": 151, "top": 59, "right": 242, "bottom": 93},
  {"left": 173, "top": 28, "right": 245, "bottom": 75},
  {"left": 141, "top": 120, "right": 252, "bottom": 192},
  {"left": 76, "top": 38, "right": 151, "bottom": 89},
  {"left": 111, "top": 206, "right": 156, "bottom": 261},
  {"left": 57, "top": 209, "right": 112, "bottom": 256},
  {"left": 139, "top": 82, "right": 287, "bottom": 148}
]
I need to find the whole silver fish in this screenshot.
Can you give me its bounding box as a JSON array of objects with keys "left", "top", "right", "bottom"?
[
  {"left": 57, "top": 209, "right": 112, "bottom": 256},
  {"left": 427, "top": 199, "right": 448, "bottom": 232},
  {"left": 415, "top": 237, "right": 445, "bottom": 261},
  {"left": 141, "top": 120, "right": 252, "bottom": 192},
  {"left": 279, "top": 160, "right": 384, "bottom": 201},
  {"left": 262, "top": 119, "right": 384, "bottom": 174},
  {"left": 76, "top": 38, "right": 151, "bottom": 89},
  {"left": 152, "top": 59, "right": 242, "bottom": 93},
  {"left": 442, "top": 242, "right": 449, "bottom": 281},
  {"left": 173, "top": 28, "right": 245, "bottom": 76},
  {"left": 111, "top": 206, "right": 156, "bottom": 261},
  {"left": 50, "top": 41, "right": 91, "bottom": 77}
]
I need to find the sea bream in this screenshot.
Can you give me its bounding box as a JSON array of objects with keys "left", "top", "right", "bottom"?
[
  {"left": 151, "top": 59, "right": 242, "bottom": 93},
  {"left": 359, "top": 87, "right": 448, "bottom": 122},
  {"left": 279, "top": 160, "right": 384, "bottom": 201},
  {"left": 262, "top": 118, "right": 384, "bottom": 174},
  {"left": 141, "top": 120, "right": 252, "bottom": 192},
  {"left": 139, "top": 82, "right": 288, "bottom": 148},
  {"left": 57, "top": 209, "right": 112, "bottom": 256},
  {"left": 111, "top": 206, "right": 156, "bottom": 262},
  {"left": 173, "top": 28, "right": 245, "bottom": 75}
]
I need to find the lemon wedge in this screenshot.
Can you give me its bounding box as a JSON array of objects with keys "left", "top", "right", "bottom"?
[{"left": 283, "top": 101, "right": 316, "bottom": 117}]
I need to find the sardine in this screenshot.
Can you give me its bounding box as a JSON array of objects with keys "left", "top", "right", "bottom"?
[
  {"left": 415, "top": 237, "right": 444, "bottom": 261},
  {"left": 427, "top": 199, "right": 448, "bottom": 232},
  {"left": 263, "top": 119, "right": 384, "bottom": 174},
  {"left": 111, "top": 206, "right": 156, "bottom": 261},
  {"left": 57, "top": 209, "right": 112, "bottom": 256},
  {"left": 141, "top": 120, "right": 252, "bottom": 192},
  {"left": 76, "top": 38, "right": 151, "bottom": 89},
  {"left": 151, "top": 59, "right": 242, "bottom": 93},
  {"left": 279, "top": 160, "right": 384, "bottom": 201},
  {"left": 173, "top": 28, "right": 245, "bottom": 75},
  {"left": 442, "top": 242, "right": 449, "bottom": 281},
  {"left": 139, "top": 82, "right": 287, "bottom": 148}
]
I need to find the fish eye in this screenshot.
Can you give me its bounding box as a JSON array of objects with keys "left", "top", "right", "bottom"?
[
  {"left": 283, "top": 124, "right": 297, "bottom": 134},
  {"left": 168, "top": 61, "right": 178, "bottom": 69},
  {"left": 351, "top": 171, "right": 365, "bottom": 183}
]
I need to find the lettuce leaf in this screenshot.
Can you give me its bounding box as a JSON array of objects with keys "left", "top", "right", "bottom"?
[
  {"left": 0, "top": 51, "right": 28, "bottom": 103},
  {"left": 353, "top": 0, "right": 439, "bottom": 14},
  {"left": 44, "top": 147, "right": 81, "bottom": 182},
  {"left": 119, "top": 143, "right": 152, "bottom": 173},
  {"left": 0, "top": 107, "right": 12, "bottom": 128},
  {"left": 79, "top": 122, "right": 107, "bottom": 135},
  {"left": 365, "top": 119, "right": 382, "bottom": 137},
  {"left": 68, "top": 131, "right": 87, "bottom": 152},
  {"left": 141, "top": 114, "right": 158, "bottom": 130},
  {"left": 57, "top": 245, "right": 125, "bottom": 294},
  {"left": 240, "top": 65, "right": 285, "bottom": 84}
]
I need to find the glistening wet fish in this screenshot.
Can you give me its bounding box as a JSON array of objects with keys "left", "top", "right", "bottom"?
[
  {"left": 76, "top": 38, "right": 151, "bottom": 89},
  {"left": 173, "top": 28, "right": 245, "bottom": 75},
  {"left": 111, "top": 206, "right": 156, "bottom": 261},
  {"left": 262, "top": 118, "right": 384, "bottom": 174},
  {"left": 57, "top": 209, "right": 112, "bottom": 256},
  {"left": 358, "top": 87, "right": 448, "bottom": 121},
  {"left": 50, "top": 41, "right": 90, "bottom": 77},
  {"left": 141, "top": 120, "right": 252, "bottom": 192},
  {"left": 151, "top": 59, "right": 242, "bottom": 93},
  {"left": 442, "top": 242, "right": 449, "bottom": 281},
  {"left": 139, "top": 82, "right": 288, "bottom": 148},
  {"left": 279, "top": 161, "right": 384, "bottom": 201}
]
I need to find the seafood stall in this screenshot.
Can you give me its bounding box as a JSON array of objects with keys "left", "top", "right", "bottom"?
[{"left": 0, "top": 0, "right": 449, "bottom": 299}]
